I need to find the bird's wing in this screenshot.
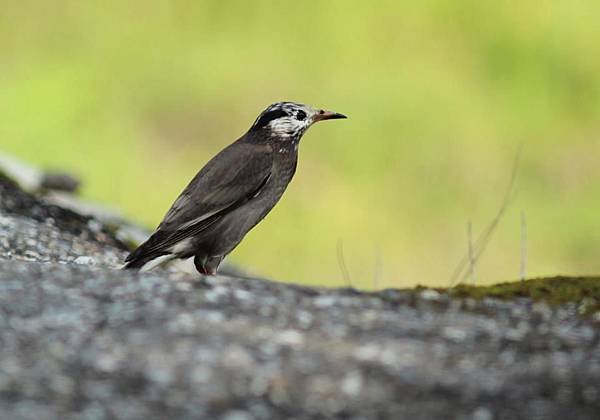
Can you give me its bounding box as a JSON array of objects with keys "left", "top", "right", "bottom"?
[{"left": 126, "top": 141, "right": 272, "bottom": 260}]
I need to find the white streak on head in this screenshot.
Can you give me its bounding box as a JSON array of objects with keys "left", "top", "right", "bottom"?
[{"left": 253, "top": 102, "right": 320, "bottom": 140}]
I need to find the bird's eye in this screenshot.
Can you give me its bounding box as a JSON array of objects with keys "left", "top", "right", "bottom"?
[{"left": 296, "top": 110, "right": 307, "bottom": 121}]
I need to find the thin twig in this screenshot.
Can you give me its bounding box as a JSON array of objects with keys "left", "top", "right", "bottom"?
[
  {"left": 337, "top": 239, "right": 352, "bottom": 287},
  {"left": 467, "top": 220, "right": 475, "bottom": 285},
  {"left": 373, "top": 245, "right": 383, "bottom": 290},
  {"left": 520, "top": 210, "right": 527, "bottom": 282},
  {"left": 450, "top": 144, "right": 523, "bottom": 286}
]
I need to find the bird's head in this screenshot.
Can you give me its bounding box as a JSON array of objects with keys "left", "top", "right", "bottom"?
[{"left": 250, "top": 102, "right": 346, "bottom": 140}]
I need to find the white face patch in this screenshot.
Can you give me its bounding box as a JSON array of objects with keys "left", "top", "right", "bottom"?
[
  {"left": 252, "top": 102, "right": 317, "bottom": 140},
  {"left": 267, "top": 115, "right": 310, "bottom": 139}
]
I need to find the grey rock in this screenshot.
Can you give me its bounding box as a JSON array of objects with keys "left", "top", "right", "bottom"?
[
  {"left": 0, "top": 152, "right": 80, "bottom": 193},
  {"left": 40, "top": 172, "right": 80, "bottom": 193},
  {"left": 0, "top": 153, "right": 44, "bottom": 192},
  {"left": 0, "top": 176, "right": 129, "bottom": 256},
  {"left": 0, "top": 261, "right": 598, "bottom": 419}
]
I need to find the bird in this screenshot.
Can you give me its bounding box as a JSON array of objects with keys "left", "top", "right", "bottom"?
[{"left": 123, "top": 102, "right": 346, "bottom": 275}]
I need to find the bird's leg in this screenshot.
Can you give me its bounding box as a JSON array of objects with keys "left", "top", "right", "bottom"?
[
  {"left": 204, "top": 256, "right": 223, "bottom": 276},
  {"left": 193, "top": 254, "right": 211, "bottom": 275},
  {"left": 194, "top": 254, "right": 221, "bottom": 276}
]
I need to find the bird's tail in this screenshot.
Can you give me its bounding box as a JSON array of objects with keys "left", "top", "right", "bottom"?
[
  {"left": 122, "top": 251, "right": 174, "bottom": 271},
  {"left": 123, "top": 232, "right": 171, "bottom": 271},
  {"left": 123, "top": 254, "right": 158, "bottom": 270}
]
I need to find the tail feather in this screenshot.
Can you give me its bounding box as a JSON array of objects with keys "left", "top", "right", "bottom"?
[
  {"left": 122, "top": 252, "right": 168, "bottom": 270},
  {"left": 123, "top": 231, "right": 170, "bottom": 270}
]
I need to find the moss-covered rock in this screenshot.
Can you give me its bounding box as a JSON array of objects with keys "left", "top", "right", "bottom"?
[{"left": 441, "top": 276, "right": 600, "bottom": 316}]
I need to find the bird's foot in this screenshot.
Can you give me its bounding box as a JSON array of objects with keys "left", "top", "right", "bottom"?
[
  {"left": 194, "top": 254, "right": 218, "bottom": 276},
  {"left": 198, "top": 266, "right": 216, "bottom": 276}
]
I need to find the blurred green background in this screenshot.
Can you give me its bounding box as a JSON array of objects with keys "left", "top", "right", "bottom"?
[{"left": 2, "top": 1, "right": 599, "bottom": 288}]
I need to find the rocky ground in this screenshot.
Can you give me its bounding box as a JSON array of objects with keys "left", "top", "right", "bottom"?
[{"left": 1, "top": 163, "right": 600, "bottom": 419}]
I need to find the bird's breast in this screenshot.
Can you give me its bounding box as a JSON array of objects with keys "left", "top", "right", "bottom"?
[
  {"left": 272, "top": 149, "right": 298, "bottom": 189},
  {"left": 250, "top": 148, "right": 298, "bottom": 211}
]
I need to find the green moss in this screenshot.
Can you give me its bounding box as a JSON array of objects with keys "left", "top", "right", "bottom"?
[{"left": 439, "top": 277, "right": 600, "bottom": 316}]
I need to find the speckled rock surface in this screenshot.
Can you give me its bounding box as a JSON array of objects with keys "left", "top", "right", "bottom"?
[
  {"left": 0, "top": 176, "right": 129, "bottom": 267},
  {"left": 1, "top": 262, "right": 599, "bottom": 419},
  {"left": 1, "top": 171, "right": 600, "bottom": 419}
]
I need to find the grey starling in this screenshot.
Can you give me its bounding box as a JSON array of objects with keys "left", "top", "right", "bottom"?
[{"left": 124, "top": 102, "right": 346, "bottom": 275}]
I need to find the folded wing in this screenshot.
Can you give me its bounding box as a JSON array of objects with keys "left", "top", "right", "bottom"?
[{"left": 125, "top": 141, "right": 273, "bottom": 265}]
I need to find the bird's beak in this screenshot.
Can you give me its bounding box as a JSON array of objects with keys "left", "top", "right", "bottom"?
[{"left": 312, "top": 109, "right": 347, "bottom": 123}]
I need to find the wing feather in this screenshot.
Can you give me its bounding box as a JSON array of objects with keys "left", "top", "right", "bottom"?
[{"left": 125, "top": 141, "right": 272, "bottom": 262}]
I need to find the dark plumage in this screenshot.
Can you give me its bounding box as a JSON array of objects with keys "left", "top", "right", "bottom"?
[{"left": 124, "top": 102, "right": 346, "bottom": 275}]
